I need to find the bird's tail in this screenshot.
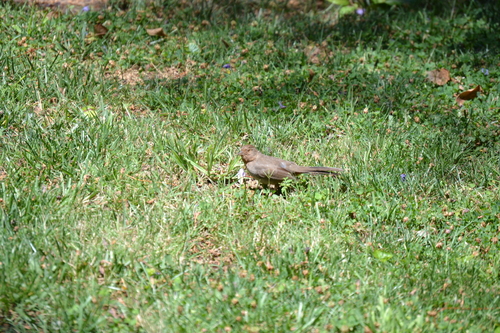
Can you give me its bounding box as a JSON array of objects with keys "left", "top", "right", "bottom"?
[{"left": 299, "top": 166, "right": 343, "bottom": 175}]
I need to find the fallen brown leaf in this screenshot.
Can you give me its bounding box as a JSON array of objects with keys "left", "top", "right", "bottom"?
[
  {"left": 94, "top": 23, "right": 108, "bottom": 37},
  {"left": 456, "top": 85, "right": 483, "bottom": 106},
  {"left": 427, "top": 68, "right": 450, "bottom": 86},
  {"left": 304, "top": 45, "right": 328, "bottom": 65},
  {"left": 221, "top": 38, "right": 230, "bottom": 48},
  {"left": 109, "top": 307, "right": 119, "bottom": 319},
  {"left": 308, "top": 69, "right": 316, "bottom": 82},
  {"left": 99, "top": 264, "right": 105, "bottom": 276},
  {"left": 46, "top": 10, "right": 61, "bottom": 20},
  {"left": 146, "top": 27, "right": 166, "bottom": 37}
]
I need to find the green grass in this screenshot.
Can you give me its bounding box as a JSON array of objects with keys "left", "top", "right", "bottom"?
[{"left": 1, "top": 0, "right": 499, "bottom": 331}]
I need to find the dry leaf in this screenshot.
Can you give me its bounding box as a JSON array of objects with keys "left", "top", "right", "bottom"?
[
  {"left": 109, "top": 307, "right": 119, "bottom": 319},
  {"left": 221, "top": 38, "right": 230, "bottom": 48},
  {"left": 304, "top": 45, "right": 328, "bottom": 65},
  {"left": 146, "top": 27, "right": 167, "bottom": 37},
  {"left": 456, "top": 85, "right": 483, "bottom": 106},
  {"left": 427, "top": 68, "right": 450, "bottom": 85},
  {"left": 46, "top": 10, "right": 61, "bottom": 20},
  {"left": 308, "top": 69, "right": 316, "bottom": 82},
  {"left": 94, "top": 23, "right": 108, "bottom": 37}
]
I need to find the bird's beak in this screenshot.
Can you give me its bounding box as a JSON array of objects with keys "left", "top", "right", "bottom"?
[{"left": 237, "top": 150, "right": 243, "bottom": 156}]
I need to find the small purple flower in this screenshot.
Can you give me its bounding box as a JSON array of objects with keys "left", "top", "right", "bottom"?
[
  {"left": 82, "top": 6, "right": 90, "bottom": 12},
  {"left": 480, "top": 68, "right": 489, "bottom": 75},
  {"left": 400, "top": 174, "right": 406, "bottom": 182},
  {"left": 278, "top": 101, "right": 286, "bottom": 109},
  {"left": 356, "top": 8, "right": 365, "bottom": 15},
  {"left": 222, "top": 64, "right": 231, "bottom": 69}
]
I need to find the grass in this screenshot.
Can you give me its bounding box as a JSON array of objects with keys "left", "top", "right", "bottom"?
[{"left": 0, "top": 0, "right": 499, "bottom": 331}]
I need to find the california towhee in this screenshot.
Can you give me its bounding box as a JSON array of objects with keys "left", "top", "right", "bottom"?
[{"left": 238, "top": 145, "right": 343, "bottom": 186}]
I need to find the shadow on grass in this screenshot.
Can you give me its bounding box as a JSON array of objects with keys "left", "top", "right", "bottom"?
[{"left": 163, "top": 0, "right": 499, "bottom": 56}]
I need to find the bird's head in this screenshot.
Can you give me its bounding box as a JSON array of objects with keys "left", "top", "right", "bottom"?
[{"left": 238, "top": 145, "right": 260, "bottom": 163}]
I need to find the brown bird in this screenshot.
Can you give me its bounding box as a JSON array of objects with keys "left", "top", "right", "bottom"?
[{"left": 238, "top": 145, "right": 343, "bottom": 186}]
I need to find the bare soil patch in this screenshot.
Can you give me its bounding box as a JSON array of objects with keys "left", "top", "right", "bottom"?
[{"left": 13, "top": 0, "right": 108, "bottom": 10}]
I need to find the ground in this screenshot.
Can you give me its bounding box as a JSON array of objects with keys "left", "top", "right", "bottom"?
[{"left": 0, "top": 0, "right": 499, "bottom": 331}]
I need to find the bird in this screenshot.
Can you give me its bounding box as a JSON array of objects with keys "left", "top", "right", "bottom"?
[{"left": 238, "top": 145, "right": 343, "bottom": 186}]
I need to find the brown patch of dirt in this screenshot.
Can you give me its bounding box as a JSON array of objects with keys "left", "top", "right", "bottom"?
[
  {"left": 189, "top": 232, "right": 234, "bottom": 268},
  {"left": 304, "top": 44, "right": 331, "bottom": 65},
  {"left": 13, "top": 0, "right": 108, "bottom": 10},
  {"left": 0, "top": 168, "right": 7, "bottom": 181},
  {"left": 106, "top": 65, "right": 189, "bottom": 86},
  {"left": 108, "top": 67, "right": 144, "bottom": 86}
]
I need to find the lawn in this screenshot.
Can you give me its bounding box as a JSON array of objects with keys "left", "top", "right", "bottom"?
[{"left": 0, "top": 0, "right": 499, "bottom": 331}]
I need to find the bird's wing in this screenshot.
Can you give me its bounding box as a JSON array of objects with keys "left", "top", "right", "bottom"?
[
  {"left": 246, "top": 159, "right": 296, "bottom": 181},
  {"left": 279, "top": 160, "right": 305, "bottom": 175},
  {"left": 278, "top": 160, "right": 302, "bottom": 176}
]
